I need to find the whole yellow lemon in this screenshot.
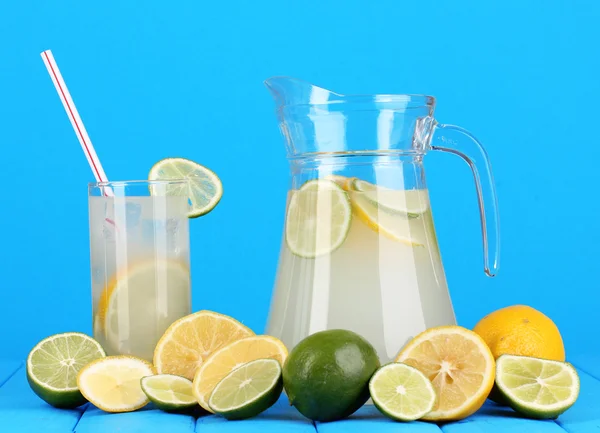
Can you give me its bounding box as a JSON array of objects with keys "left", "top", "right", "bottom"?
[{"left": 473, "top": 305, "right": 565, "bottom": 361}]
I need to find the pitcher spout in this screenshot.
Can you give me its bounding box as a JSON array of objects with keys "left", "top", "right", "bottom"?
[{"left": 264, "top": 76, "right": 342, "bottom": 108}]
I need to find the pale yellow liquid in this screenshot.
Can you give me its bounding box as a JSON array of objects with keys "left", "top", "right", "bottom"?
[
  {"left": 267, "top": 189, "right": 455, "bottom": 363},
  {"left": 89, "top": 196, "right": 191, "bottom": 361}
]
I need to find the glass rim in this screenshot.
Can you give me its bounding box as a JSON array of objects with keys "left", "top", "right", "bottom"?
[{"left": 88, "top": 179, "right": 189, "bottom": 188}]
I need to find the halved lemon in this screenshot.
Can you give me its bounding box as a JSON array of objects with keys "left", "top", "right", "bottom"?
[
  {"left": 77, "top": 356, "right": 155, "bottom": 413},
  {"left": 285, "top": 179, "right": 352, "bottom": 258},
  {"left": 96, "top": 260, "right": 191, "bottom": 361},
  {"left": 154, "top": 310, "right": 254, "bottom": 381},
  {"left": 149, "top": 157, "right": 223, "bottom": 218},
  {"left": 193, "top": 335, "right": 288, "bottom": 412},
  {"left": 395, "top": 326, "right": 495, "bottom": 421}
]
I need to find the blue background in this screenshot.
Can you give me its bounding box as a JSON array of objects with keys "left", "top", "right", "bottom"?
[{"left": 0, "top": 0, "right": 597, "bottom": 360}]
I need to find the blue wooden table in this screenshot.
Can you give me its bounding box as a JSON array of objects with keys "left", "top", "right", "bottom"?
[{"left": 1, "top": 355, "right": 598, "bottom": 433}]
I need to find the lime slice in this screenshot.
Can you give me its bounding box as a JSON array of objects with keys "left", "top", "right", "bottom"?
[
  {"left": 98, "top": 260, "right": 191, "bottom": 361},
  {"left": 350, "top": 192, "right": 423, "bottom": 246},
  {"left": 495, "top": 354, "right": 580, "bottom": 419},
  {"left": 285, "top": 179, "right": 352, "bottom": 258},
  {"left": 323, "top": 174, "right": 353, "bottom": 190},
  {"left": 369, "top": 362, "right": 436, "bottom": 421},
  {"left": 208, "top": 358, "right": 283, "bottom": 420},
  {"left": 149, "top": 157, "right": 223, "bottom": 218},
  {"left": 351, "top": 179, "right": 428, "bottom": 217},
  {"left": 27, "top": 332, "right": 106, "bottom": 408},
  {"left": 77, "top": 355, "right": 155, "bottom": 413},
  {"left": 141, "top": 374, "right": 197, "bottom": 412}
]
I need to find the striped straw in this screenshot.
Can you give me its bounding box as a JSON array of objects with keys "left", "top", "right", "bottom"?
[{"left": 41, "top": 49, "right": 112, "bottom": 194}]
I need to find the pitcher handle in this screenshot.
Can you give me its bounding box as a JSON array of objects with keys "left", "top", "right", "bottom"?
[{"left": 430, "top": 122, "right": 500, "bottom": 277}]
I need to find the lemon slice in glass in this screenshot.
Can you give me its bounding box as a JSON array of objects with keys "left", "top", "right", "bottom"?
[
  {"left": 149, "top": 157, "right": 223, "bottom": 218},
  {"left": 285, "top": 179, "right": 352, "bottom": 258}
]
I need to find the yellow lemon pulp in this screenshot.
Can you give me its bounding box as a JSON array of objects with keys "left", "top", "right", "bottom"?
[
  {"left": 395, "top": 326, "right": 495, "bottom": 421},
  {"left": 154, "top": 310, "right": 254, "bottom": 380},
  {"left": 77, "top": 356, "right": 155, "bottom": 413}
]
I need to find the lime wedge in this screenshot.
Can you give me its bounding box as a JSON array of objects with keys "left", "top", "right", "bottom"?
[
  {"left": 369, "top": 362, "right": 436, "bottom": 421},
  {"left": 350, "top": 192, "right": 423, "bottom": 246},
  {"left": 285, "top": 179, "right": 352, "bottom": 258},
  {"left": 27, "top": 332, "right": 106, "bottom": 408},
  {"left": 208, "top": 358, "right": 283, "bottom": 420},
  {"left": 495, "top": 354, "right": 580, "bottom": 419},
  {"left": 141, "top": 374, "right": 197, "bottom": 412},
  {"left": 351, "top": 179, "right": 428, "bottom": 217},
  {"left": 149, "top": 157, "right": 223, "bottom": 218}
]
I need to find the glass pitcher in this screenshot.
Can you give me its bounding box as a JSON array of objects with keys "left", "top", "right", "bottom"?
[{"left": 264, "top": 77, "right": 500, "bottom": 363}]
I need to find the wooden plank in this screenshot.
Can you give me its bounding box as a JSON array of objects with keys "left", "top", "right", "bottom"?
[
  {"left": 441, "top": 402, "right": 566, "bottom": 433},
  {"left": 315, "top": 404, "right": 442, "bottom": 433},
  {"left": 569, "top": 354, "right": 600, "bottom": 380},
  {"left": 0, "top": 365, "right": 85, "bottom": 433},
  {"left": 553, "top": 368, "right": 600, "bottom": 433},
  {"left": 74, "top": 404, "right": 196, "bottom": 433},
  {"left": 0, "top": 361, "right": 21, "bottom": 388},
  {"left": 197, "top": 396, "right": 316, "bottom": 433}
]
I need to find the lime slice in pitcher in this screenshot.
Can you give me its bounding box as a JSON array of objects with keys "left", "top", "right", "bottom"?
[
  {"left": 149, "top": 157, "right": 223, "bottom": 218},
  {"left": 285, "top": 179, "right": 352, "bottom": 258},
  {"left": 27, "top": 332, "right": 106, "bottom": 408},
  {"left": 351, "top": 179, "right": 428, "bottom": 217}
]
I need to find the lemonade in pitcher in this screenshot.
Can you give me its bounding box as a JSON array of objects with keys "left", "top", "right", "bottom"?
[
  {"left": 269, "top": 176, "right": 454, "bottom": 362},
  {"left": 265, "top": 77, "right": 500, "bottom": 364}
]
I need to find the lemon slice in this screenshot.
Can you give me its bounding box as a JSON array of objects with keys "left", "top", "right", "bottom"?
[
  {"left": 285, "top": 179, "right": 352, "bottom": 258},
  {"left": 154, "top": 310, "right": 254, "bottom": 380},
  {"left": 149, "top": 157, "right": 223, "bottom": 218},
  {"left": 97, "top": 260, "right": 191, "bottom": 361},
  {"left": 77, "top": 356, "right": 155, "bottom": 413},
  {"left": 352, "top": 179, "right": 429, "bottom": 217},
  {"left": 193, "top": 335, "right": 288, "bottom": 412},
  {"left": 495, "top": 354, "right": 580, "bottom": 419},
  {"left": 350, "top": 191, "right": 423, "bottom": 246},
  {"left": 395, "top": 326, "right": 495, "bottom": 421}
]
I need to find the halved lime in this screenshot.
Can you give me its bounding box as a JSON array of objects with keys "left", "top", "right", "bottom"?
[
  {"left": 369, "top": 362, "right": 436, "bottom": 421},
  {"left": 149, "top": 157, "right": 223, "bottom": 218},
  {"left": 350, "top": 192, "right": 423, "bottom": 246},
  {"left": 496, "top": 354, "right": 580, "bottom": 419},
  {"left": 351, "top": 179, "right": 428, "bottom": 217},
  {"left": 285, "top": 179, "right": 352, "bottom": 258},
  {"left": 141, "top": 374, "right": 197, "bottom": 412},
  {"left": 208, "top": 358, "right": 283, "bottom": 420},
  {"left": 27, "top": 332, "right": 106, "bottom": 408}
]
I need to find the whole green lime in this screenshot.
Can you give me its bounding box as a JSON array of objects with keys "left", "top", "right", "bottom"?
[{"left": 282, "top": 329, "right": 380, "bottom": 422}]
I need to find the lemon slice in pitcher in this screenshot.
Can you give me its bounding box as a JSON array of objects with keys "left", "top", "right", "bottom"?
[
  {"left": 351, "top": 192, "right": 424, "bottom": 247},
  {"left": 149, "top": 157, "right": 223, "bottom": 218},
  {"left": 351, "top": 179, "right": 428, "bottom": 217},
  {"left": 285, "top": 179, "right": 352, "bottom": 258}
]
